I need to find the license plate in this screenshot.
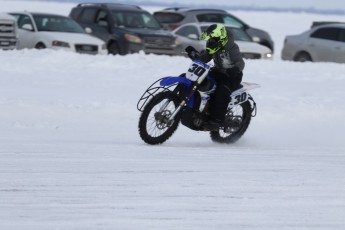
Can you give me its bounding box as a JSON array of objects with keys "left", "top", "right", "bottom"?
[{"left": 81, "top": 45, "right": 93, "bottom": 51}]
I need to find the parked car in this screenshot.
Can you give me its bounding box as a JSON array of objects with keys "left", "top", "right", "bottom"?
[
  {"left": 172, "top": 23, "right": 272, "bottom": 60},
  {"left": 0, "top": 12, "right": 17, "bottom": 50},
  {"left": 69, "top": 3, "right": 180, "bottom": 55},
  {"left": 153, "top": 8, "right": 274, "bottom": 52},
  {"left": 9, "top": 12, "right": 107, "bottom": 55},
  {"left": 282, "top": 23, "right": 345, "bottom": 63}
]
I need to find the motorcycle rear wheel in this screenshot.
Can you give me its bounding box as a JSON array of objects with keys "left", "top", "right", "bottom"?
[
  {"left": 138, "top": 91, "right": 181, "bottom": 145},
  {"left": 210, "top": 101, "right": 252, "bottom": 144}
]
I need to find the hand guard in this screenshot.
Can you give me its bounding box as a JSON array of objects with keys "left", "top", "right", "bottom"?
[{"left": 185, "top": 46, "right": 199, "bottom": 60}]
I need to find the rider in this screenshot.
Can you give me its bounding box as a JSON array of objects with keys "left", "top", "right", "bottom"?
[{"left": 185, "top": 23, "right": 245, "bottom": 131}]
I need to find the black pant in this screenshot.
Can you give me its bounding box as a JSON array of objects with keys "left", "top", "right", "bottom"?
[{"left": 209, "top": 72, "right": 243, "bottom": 122}]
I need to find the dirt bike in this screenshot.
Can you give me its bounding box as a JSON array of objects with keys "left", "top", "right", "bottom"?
[{"left": 137, "top": 59, "right": 259, "bottom": 145}]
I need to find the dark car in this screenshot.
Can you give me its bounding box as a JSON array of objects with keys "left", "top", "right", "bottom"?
[
  {"left": 69, "top": 3, "right": 180, "bottom": 55},
  {"left": 153, "top": 7, "right": 274, "bottom": 52}
]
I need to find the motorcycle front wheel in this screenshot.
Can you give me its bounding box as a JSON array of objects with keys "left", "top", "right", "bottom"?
[
  {"left": 210, "top": 101, "right": 252, "bottom": 144},
  {"left": 138, "top": 91, "right": 181, "bottom": 145}
]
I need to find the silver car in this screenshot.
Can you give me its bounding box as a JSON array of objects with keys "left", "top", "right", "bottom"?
[
  {"left": 172, "top": 23, "right": 273, "bottom": 60},
  {"left": 154, "top": 8, "right": 274, "bottom": 52},
  {"left": 282, "top": 23, "right": 345, "bottom": 63}
]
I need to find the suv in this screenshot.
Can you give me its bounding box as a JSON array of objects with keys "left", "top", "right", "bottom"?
[
  {"left": 0, "top": 13, "right": 17, "bottom": 50},
  {"left": 153, "top": 8, "right": 274, "bottom": 52},
  {"left": 69, "top": 3, "right": 179, "bottom": 55}
]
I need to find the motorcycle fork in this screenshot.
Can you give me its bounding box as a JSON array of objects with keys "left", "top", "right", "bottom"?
[{"left": 165, "top": 84, "right": 199, "bottom": 125}]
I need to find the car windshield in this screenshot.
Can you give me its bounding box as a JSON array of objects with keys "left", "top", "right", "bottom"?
[
  {"left": 201, "top": 26, "right": 252, "bottom": 42},
  {"left": 110, "top": 11, "right": 162, "bottom": 29},
  {"left": 33, "top": 14, "right": 85, "bottom": 33},
  {"left": 154, "top": 12, "right": 184, "bottom": 23}
]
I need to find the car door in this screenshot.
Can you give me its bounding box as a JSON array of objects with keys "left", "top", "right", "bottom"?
[
  {"left": 76, "top": 7, "right": 110, "bottom": 42},
  {"left": 310, "top": 27, "right": 342, "bottom": 62},
  {"left": 11, "top": 14, "right": 37, "bottom": 49},
  {"left": 333, "top": 28, "right": 345, "bottom": 63}
]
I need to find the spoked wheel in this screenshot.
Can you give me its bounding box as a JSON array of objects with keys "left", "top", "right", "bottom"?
[
  {"left": 138, "top": 91, "right": 181, "bottom": 145},
  {"left": 210, "top": 101, "right": 252, "bottom": 144}
]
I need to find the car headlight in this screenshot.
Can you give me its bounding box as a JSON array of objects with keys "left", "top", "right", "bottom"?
[
  {"left": 52, "top": 41, "right": 70, "bottom": 48},
  {"left": 174, "top": 37, "right": 182, "bottom": 46},
  {"left": 124, "top": 34, "right": 142, "bottom": 44},
  {"left": 264, "top": 53, "right": 273, "bottom": 59},
  {"left": 101, "top": 43, "right": 107, "bottom": 50}
]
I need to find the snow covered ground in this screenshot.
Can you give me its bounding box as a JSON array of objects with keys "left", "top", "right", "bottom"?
[{"left": 1, "top": 1, "right": 345, "bottom": 229}]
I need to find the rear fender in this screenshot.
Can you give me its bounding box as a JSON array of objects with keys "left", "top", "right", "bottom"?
[{"left": 228, "top": 82, "right": 260, "bottom": 108}]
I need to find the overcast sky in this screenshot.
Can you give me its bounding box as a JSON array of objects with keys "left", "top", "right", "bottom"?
[{"left": 12, "top": 0, "right": 345, "bottom": 12}]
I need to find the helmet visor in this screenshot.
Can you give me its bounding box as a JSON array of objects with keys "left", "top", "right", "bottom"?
[{"left": 206, "top": 37, "right": 220, "bottom": 50}]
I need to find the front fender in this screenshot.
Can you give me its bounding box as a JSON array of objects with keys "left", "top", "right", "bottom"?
[{"left": 160, "top": 76, "right": 193, "bottom": 87}]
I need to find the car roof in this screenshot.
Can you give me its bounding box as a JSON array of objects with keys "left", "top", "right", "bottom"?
[
  {"left": 10, "top": 11, "right": 68, "bottom": 18},
  {"left": 311, "top": 21, "right": 345, "bottom": 28},
  {"left": 155, "top": 7, "right": 227, "bottom": 14},
  {"left": 75, "top": 3, "right": 144, "bottom": 11},
  {"left": 312, "top": 23, "right": 345, "bottom": 30},
  {"left": 174, "top": 22, "right": 241, "bottom": 30}
]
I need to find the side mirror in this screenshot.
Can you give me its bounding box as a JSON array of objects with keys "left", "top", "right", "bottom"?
[
  {"left": 187, "top": 34, "right": 198, "bottom": 40},
  {"left": 22, "top": 24, "right": 33, "bottom": 31},
  {"left": 85, "top": 27, "right": 92, "bottom": 34}
]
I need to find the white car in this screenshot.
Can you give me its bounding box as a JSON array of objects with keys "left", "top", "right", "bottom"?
[
  {"left": 0, "top": 13, "right": 17, "bottom": 50},
  {"left": 9, "top": 12, "right": 107, "bottom": 55},
  {"left": 282, "top": 23, "right": 345, "bottom": 63},
  {"left": 172, "top": 22, "right": 272, "bottom": 59}
]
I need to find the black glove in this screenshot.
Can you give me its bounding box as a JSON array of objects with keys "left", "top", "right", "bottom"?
[
  {"left": 226, "top": 67, "right": 242, "bottom": 78},
  {"left": 185, "top": 46, "right": 199, "bottom": 60}
]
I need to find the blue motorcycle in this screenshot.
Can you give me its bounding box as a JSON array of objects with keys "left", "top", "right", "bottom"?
[{"left": 137, "top": 60, "right": 259, "bottom": 145}]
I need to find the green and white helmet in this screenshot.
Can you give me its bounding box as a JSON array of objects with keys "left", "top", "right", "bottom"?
[{"left": 200, "top": 24, "right": 228, "bottom": 54}]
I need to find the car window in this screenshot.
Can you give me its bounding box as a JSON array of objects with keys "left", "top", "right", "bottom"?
[
  {"left": 311, "top": 27, "right": 340, "bottom": 41},
  {"left": 79, "top": 8, "right": 98, "bottom": 23},
  {"left": 175, "top": 25, "right": 199, "bottom": 37},
  {"left": 223, "top": 15, "right": 243, "bottom": 27},
  {"left": 142, "top": 14, "right": 160, "bottom": 28},
  {"left": 228, "top": 27, "right": 252, "bottom": 41},
  {"left": 95, "top": 10, "right": 109, "bottom": 26},
  {"left": 111, "top": 11, "right": 161, "bottom": 29},
  {"left": 197, "top": 14, "right": 223, "bottom": 23},
  {"left": 33, "top": 15, "right": 85, "bottom": 33},
  {"left": 339, "top": 29, "right": 345, "bottom": 42},
  {"left": 14, "top": 14, "right": 34, "bottom": 29},
  {"left": 153, "top": 12, "right": 184, "bottom": 23}
]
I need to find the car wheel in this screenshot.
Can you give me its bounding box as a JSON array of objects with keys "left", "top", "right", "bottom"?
[
  {"left": 108, "top": 42, "right": 120, "bottom": 55},
  {"left": 35, "top": 43, "right": 46, "bottom": 49},
  {"left": 295, "top": 52, "right": 312, "bottom": 62}
]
